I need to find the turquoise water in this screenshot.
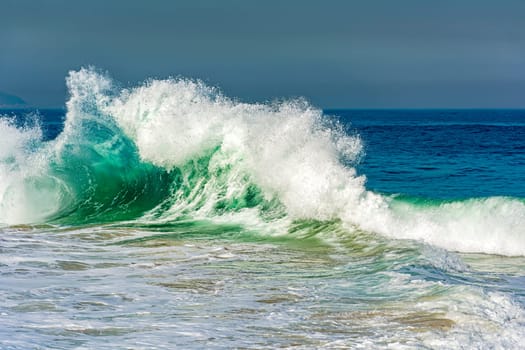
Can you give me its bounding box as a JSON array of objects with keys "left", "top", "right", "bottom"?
[{"left": 1, "top": 68, "right": 524, "bottom": 349}]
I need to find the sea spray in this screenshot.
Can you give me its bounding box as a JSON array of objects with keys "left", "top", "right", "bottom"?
[
  {"left": 0, "top": 117, "right": 60, "bottom": 223},
  {"left": 106, "top": 70, "right": 365, "bottom": 222}
]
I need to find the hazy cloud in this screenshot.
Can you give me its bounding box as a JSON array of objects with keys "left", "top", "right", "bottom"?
[{"left": 2, "top": 0, "right": 525, "bottom": 107}]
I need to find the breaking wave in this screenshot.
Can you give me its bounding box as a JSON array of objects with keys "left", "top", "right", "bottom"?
[{"left": 1, "top": 67, "right": 524, "bottom": 256}]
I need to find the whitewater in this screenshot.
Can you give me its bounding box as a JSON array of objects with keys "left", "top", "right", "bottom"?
[{"left": 1, "top": 68, "right": 524, "bottom": 349}]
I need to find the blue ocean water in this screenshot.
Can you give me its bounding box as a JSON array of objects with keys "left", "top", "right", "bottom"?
[
  {"left": 329, "top": 109, "right": 525, "bottom": 200},
  {"left": 1, "top": 69, "right": 524, "bottom": 349}
]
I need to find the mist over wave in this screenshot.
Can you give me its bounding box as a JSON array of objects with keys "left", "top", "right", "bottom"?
[{"left": 1, "top": 67, "right": 524, "bottom": 256}]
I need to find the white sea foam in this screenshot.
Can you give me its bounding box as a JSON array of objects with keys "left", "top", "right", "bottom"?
[
  {"left": 422, "top": 290, "right": 525, "bottom": 349},
  {"left": 0, "top": 118, "right": 55, "bottom": 224}
]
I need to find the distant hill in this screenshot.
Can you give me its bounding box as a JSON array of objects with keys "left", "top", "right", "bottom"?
[{"left": 0, "top": 91, "right": 27, "bottom": 107}]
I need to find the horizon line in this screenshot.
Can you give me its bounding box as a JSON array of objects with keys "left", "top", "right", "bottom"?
[{"left": 2, "top": 106, "right": 525, "bottom": 111}]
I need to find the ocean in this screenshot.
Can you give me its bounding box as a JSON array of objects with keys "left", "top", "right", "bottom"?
[{"left": 1, "top": 68, "right": 524, "bottom": 349}]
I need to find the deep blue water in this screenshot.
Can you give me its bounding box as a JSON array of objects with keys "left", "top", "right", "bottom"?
[{"left": 327, "top": 109, "right": 525, "bottom": 200}]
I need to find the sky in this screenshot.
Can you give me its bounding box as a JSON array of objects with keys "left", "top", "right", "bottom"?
[{"left": 1, "top": 0, "right": 525, "bottom": 108}]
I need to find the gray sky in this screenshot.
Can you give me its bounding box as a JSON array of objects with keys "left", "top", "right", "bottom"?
[{"left": 2, "top": 0, "right": 525, "bottom": 108}]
